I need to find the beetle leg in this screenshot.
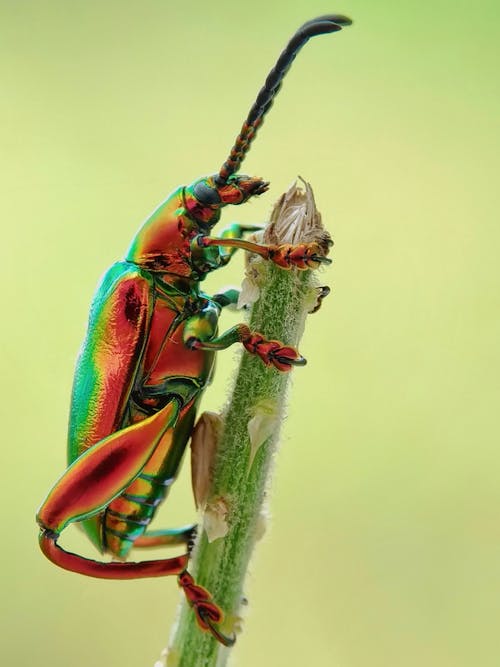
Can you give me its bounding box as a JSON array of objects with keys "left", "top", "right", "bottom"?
[
  {"left": 212, "top": 287, "right": 241, "bottom": 309},
  {"left": 179, "top": 571, "right": 236, "bottom": 646},
  {"left": 132, "top": 529, "right": 234, "bottom": 644},
  {"left": 37, "top": 400, "right": 192, "bottom": 579},
  {"left": 216, "top": 222, "right": 265, "bottom": 264},
  {"left": 309, "top": 285, "right": 331, "bottom": 313},
  {"left": 198, "top": 235, "right": 331, "bottom": 270},
  {"left": 185, "top": 323, "right": 306, "bottom": 372},
  {"left": 133, "top": 525, "right": 197, "bottom": 549},
  {"left": 38, "top": 530, "right": 188, "bottom": 579},
  {"left": 38, "top": 400, "right": 181, "bottom": 534}
]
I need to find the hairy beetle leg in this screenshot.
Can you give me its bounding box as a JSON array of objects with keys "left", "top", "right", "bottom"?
[
  {"left": 186, "top": 324, "right": 305, "bottom": 372},
  {"left": 179, "top": 570, "right": 236, "bottom": 646}
]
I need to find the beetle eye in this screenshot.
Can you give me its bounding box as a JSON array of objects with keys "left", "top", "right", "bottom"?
[{"left": 193, "top": 180, "right": 221, "bottom": 206}]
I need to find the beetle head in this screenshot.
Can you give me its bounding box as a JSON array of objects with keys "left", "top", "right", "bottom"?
[{"left": 184, "top": 174, "right": 269, "bottom": 226}]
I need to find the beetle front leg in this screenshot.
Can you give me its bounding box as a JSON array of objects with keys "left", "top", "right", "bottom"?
[
  {"left": 197, "top": 235, "right": 332, "bottom": 270},
  {"left": 216, "top": 222, "right": 264, "bottom": 265}
]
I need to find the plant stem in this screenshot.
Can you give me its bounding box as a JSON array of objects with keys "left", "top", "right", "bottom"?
[{"left": 167, "top": 180, "right": 330, "bottom": 667}]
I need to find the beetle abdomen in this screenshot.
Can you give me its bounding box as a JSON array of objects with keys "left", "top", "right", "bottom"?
[
  {"left": 102, "top": 397, "right": 198, "bottom": 559},
  {"left": 103, "top": 470, "right": 174, "bottom": 558}
]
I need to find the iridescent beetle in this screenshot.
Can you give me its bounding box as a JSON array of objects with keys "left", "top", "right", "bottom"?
[{"left": 37, "top": 15, "right": 351, "bottom": 645}]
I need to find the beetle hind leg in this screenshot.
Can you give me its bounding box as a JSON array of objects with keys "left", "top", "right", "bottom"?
[
  {"left": 37, "top": 400, "right": 191, "bottom": 579},
  {"left": 38, "top": 528, "right": 188, "bottom": 579}
]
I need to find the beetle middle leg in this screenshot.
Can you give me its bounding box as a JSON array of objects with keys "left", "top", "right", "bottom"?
[
  {"left": 183, "top": 298, "right": 305, "bottom": 371},
  {"left": 212, "top": 287, "right": 241, "bottom": 309},
  {"left": 309, "top": 285, "right": 331, "bottom": 313},
  {"left": 186, "top": 322, "right": 306, "bottom": 371}
]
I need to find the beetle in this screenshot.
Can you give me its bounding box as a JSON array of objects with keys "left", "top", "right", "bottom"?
[{"left": 36, "top": 15, "right": 351, "bottom": 646}]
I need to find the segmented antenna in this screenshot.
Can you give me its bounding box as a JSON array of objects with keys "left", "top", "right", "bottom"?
[{"left": 217, "top": 15, "right": 352, "bottom": 184}]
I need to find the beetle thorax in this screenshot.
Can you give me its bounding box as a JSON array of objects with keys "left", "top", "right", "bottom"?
[{"left": 126, "top": 186, "right": 201, "bottom": 277}]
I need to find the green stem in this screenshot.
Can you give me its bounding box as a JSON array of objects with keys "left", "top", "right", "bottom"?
[{"left": 167, "top": 181, "right": 329, "bottom": 667}]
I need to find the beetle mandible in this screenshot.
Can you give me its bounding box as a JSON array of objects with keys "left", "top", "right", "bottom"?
[{"left": 36, "top": 15, "right": 351, "bottom": 646}]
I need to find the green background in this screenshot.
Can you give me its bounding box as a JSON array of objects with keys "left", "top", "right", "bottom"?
[{"left": 2, "top": 1, "right": 499, "bottom": 665}]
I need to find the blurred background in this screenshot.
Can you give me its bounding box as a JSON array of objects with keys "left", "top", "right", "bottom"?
[{"left": 1, "top": 1, "right": 499, "bottom": 665}]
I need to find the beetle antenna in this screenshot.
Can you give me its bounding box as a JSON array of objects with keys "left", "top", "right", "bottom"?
[{"left": 216, "top": 15, "right": 352, "bottom": 184}]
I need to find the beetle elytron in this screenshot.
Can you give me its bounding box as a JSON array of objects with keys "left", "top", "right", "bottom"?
[{"left": 36, "top": 15, "right": 351, "bottom": 645}]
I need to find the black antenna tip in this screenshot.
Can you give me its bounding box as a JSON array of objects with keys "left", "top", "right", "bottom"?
[
  {"left": 217, "top": 14, "right": 353, "bottom": 180},
  {"left": 304, "top": 14, "right": 353, "bottom": 28}
]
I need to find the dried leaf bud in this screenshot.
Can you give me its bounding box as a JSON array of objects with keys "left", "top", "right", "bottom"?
[{"left": 264, "top": 177, "right": 332, "bottom": 254}]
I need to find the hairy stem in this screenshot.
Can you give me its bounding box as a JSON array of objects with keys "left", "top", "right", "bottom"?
[{"left": 166, "top": 180, "right": 330, "bottom": 667}]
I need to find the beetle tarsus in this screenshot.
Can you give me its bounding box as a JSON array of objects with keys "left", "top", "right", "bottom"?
[
  {"left": 241, "top": 332, "right": 306, "bottom": 371},
  {"left": 277, "top": 354, "right": 307, "bottom": 367},
  {"left": 309, "top": 285, "right": 331, "bottom": 314},
  {"left": 267, "top": 242, "right": 332, "bottom": 270},
  {"left": 311, "top": 254, "right": 332, "bottom": 265},
  {"left": 178, "top": 570, "right": 235, "bottom": 645},
  {"left": 199, "top": 608, "right": 237, "bottom": 647},
  {"left": 186, "top": 525, "right": 198, "bottom": 555}
]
